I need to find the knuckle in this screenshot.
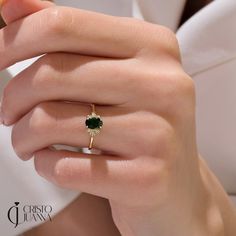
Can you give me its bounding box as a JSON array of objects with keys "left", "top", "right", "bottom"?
[
  {"left": 165, "top": 70, "right": 195, "bottom": 97},
  {"left": 145, "top": 162, "right": 166, "bottom": 187},
  {"left": 179, "top": 75, "right": 196, "bottom": 110},
  {"left": 159, "top": 26, "right": 179, "bottom": 49},
  {"left": 29, "top": 103, "right": 55, "bottom": 135},
  {"left": 151, "top": 121, "right": 175, "bottom": 153},
  {"left": 180, "top": 74, "right": 196, "bottom": 97},
  {"left": 158, "top": 26, "right": 178, "bottom": 45},
  {"left": 43, "top": 7, "right": 73, "bottom": 36},
  {"left": 41, "top": 53, "right": 66, "bottom": 71},
  {"left": 170, "top": 72, "right": 196, "bottom": 103},
  {"left": 130, "top": 113, "right": 174, "bottom": 155},
  {"left": 32, "top": 57, "right": 54, "bottom": 90},
  {"left": 162, "top": 71, "right": 196, "bottom": 120},
  {"left": 35, "top": 53, "right": 67, "bottom": 89},
  {"left": 146, "top": 25, "right": 180, "bottom": 58}
]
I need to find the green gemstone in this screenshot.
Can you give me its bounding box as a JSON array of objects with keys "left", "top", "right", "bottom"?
[{"left": 86, "top": 117, "right": 103, "bottom": 129}]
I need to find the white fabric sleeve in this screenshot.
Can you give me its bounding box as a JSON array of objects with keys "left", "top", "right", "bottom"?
[{"left": 177, "top": 0, "right": 236, "bottom": 206}]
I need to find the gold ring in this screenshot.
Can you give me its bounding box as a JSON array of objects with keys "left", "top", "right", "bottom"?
[{"left": 85, "top": 104, "right": 103, "bottom": 150}]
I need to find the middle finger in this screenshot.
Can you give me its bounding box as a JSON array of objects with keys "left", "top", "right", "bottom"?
[{"left": 2, "top": 53, "right": 140, "bottom": 125}]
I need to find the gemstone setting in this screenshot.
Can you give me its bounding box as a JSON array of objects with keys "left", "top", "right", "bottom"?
[{"left": 85, "top": 113, "right": 103, "bottom": 136}]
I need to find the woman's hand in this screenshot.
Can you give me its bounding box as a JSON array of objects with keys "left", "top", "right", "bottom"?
[{"left": 1, "top": 1, "right": 234, "bottom": 235}]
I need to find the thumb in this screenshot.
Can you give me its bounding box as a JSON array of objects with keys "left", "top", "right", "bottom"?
[{"left": 0, "top": 0, "right": 54, "bottom": 24}]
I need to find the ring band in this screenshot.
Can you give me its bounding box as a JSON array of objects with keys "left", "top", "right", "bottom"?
[{"left": 85, "top": 104, "right": 103, "bottom": 150}]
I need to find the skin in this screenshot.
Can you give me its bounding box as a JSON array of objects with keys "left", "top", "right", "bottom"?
[
  {"left": 0, "top": 0, "right": 236, "bottom": 235},
  {"left": 24, "top": 193, "right": 121, "bottom": 236},
  {"left": 0, "top": 1, "right": 121, "bottom": 235}
]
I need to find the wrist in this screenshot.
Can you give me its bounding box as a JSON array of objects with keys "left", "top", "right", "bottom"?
[
  {"left": 111, "top": 154, "right": 236, "bottom": 236},
  {"left": 197, "top": 156, "right": 236, "bottom": 236}
]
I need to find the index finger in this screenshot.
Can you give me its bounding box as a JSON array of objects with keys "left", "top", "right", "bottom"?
[
  {"left": 0, "top": 6, "right": 162, "bottom": 70},
  {"left": 1, "top": 0, "right": 54, "bottom": 24}
]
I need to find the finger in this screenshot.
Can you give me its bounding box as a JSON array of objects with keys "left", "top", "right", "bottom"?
[
  {"left": 12, "top": 101, "right": 161, "bottom": 160},
  {"left": 1, "top": 0, "right": 54, "bottom": 24},
  {"left": 34, "top": 148, "right": 159, "bottom": 205},
  {"left": 0, "top": 6, "right": 170, "bottom": 69},
  {"left": 2, "top": 53, "right": 138, "bottom": 125}
]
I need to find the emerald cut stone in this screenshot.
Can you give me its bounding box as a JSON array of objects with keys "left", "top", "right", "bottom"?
[{"left": 86, "top": 117, "right": 103, "bottom": 129}]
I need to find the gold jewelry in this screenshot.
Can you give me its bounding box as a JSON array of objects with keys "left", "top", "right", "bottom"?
[{"left": 85, "top": 104, "right": 103, "bottom": 150}]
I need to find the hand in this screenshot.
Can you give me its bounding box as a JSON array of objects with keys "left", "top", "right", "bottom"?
[
  {"left": 0, "top": 1, "right": 232, "bottom": 235},
  {"left": 1, "top": 1, "right": 121, "bottom": 236}
]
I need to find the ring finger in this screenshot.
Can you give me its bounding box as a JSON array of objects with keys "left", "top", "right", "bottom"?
[{"left": 12, "top": 101, "right": 163, "bottom": 160}]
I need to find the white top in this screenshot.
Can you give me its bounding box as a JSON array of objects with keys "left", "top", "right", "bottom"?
[{"left": 0, "top": 0, "right": 235, "bottom": 235}]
